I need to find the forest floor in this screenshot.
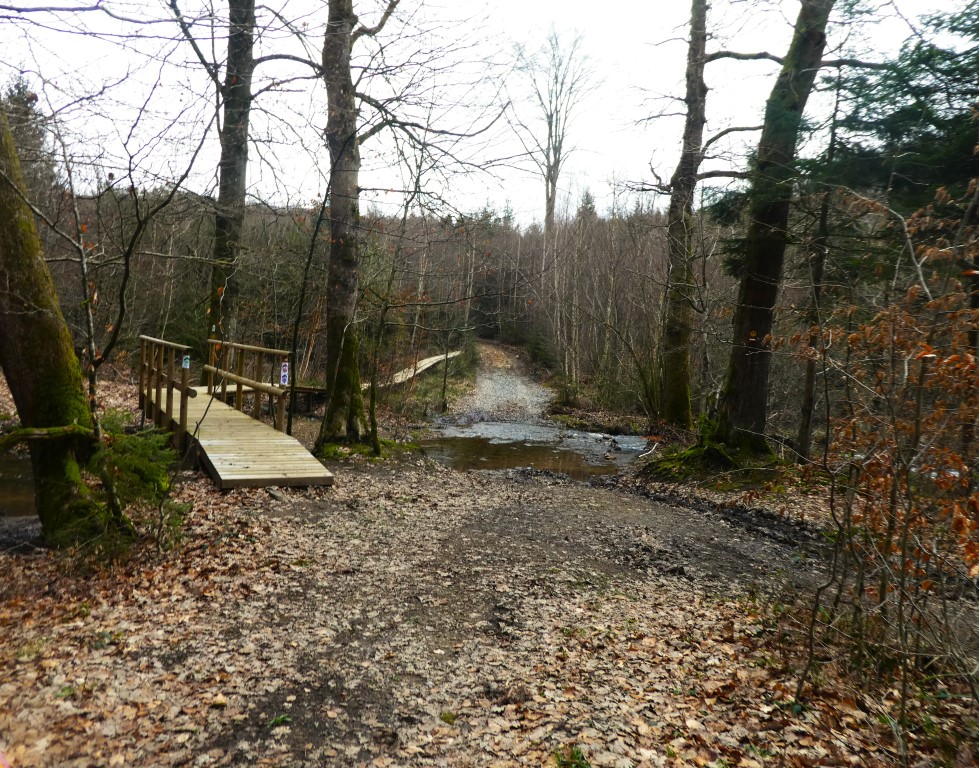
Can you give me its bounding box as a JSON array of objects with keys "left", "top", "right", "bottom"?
[{"left": 0, "top": 347, "right": 976, "bottom": 767}]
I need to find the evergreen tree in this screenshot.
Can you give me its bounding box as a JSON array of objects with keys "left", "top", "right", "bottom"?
[
  {"left": 0, "top": 77, "right": 59, "bottom": 209},
  {"left": 828, "top": 4, "right": 979, "bottom": 211}
]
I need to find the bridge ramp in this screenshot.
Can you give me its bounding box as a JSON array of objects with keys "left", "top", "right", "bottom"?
[{"left": 185, "top": 387, "right": 333, "bottom": 490}]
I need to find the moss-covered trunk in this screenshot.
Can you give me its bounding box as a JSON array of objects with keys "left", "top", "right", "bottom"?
[
  {"left": 714, "top": 0, "right": 836, "bottom": 452},
  {"left": 0, "top": 108, "right": 100, "bottom": 544},
  {"left": 319, "top": 318, "right": 364, "bottom": 443},
  {"left": 316, "top": 0, "right": 366, "bottom": 449}
]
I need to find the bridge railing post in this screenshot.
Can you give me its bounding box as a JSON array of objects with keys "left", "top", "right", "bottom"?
[
  {"left": 252, "top": 351, "right": 264, "bottom": 421},
  {"left": 220, "top": 344, "right": 229, "bottom": 403},
  {"left": 154, "top": 343, "right": 164, "bottom": 427},
  {"left": 138, "top": 336, "right": 197, "bottom": 449},
  {"left": 165, "top": 347, "right": 176, "bottom": 429},
  {"left": 234, "top": 347, "right": 246, "bottom": 412},
  {"left": 139, "top": 337, "right": 147, "bottom": 411},
  {"left": 207, "top": 341, "right": 216, "bottom": 395},
  {"left": 203, "top": 340, "right": 293, "bottom": 431},
  {"left": 178, "top": 361, "right": 190, "bottom": 450},
  {"left": 275, "top": 351, "right": 289, "bottom": 432}
]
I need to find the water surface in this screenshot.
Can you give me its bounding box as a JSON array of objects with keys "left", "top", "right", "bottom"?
[
  {"left": 0, "top": 455, "right": 35, "bottom": 517},
  {"left": 422, "top": 421, "right": 646, "bottom": 481}
]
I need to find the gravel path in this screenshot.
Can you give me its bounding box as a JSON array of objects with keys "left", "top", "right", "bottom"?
[{"left": 449, "top": 342, "right": 552, "bottom": 423}]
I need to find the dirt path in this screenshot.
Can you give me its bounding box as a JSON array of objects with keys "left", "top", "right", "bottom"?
[
  {"left": 2, "top": 459, "right": 838, "bottom": 768},
  {"left": 2, "top": 363, "right": 913, "bottom": 767}
]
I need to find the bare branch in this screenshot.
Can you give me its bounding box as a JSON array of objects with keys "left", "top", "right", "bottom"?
[
  {"left": 0, "top": 2, "right": 102, "bottom": 12},
  {"left": 703, "top": 125, "right": 764, "bottom": 153},
  {"left": 252, "top": 53, "right": 322, "bottom": 75},
  {"left": 0, "top": 425, "right": 96, "bottom": 454},
  {"left": 356, "top": 91, "right": 507, "bottom": 145},
  {"left": 706, "top": 49, "right": 891, "bottom": 70},
  {"left": 706, "top": 50, "right": 784, "bottom": 65},
  {"left": 819, "top": 57, "right": 891, "bottom": 70},
  {"left": 695, "top": 169, "right": 750, "bottom": 181},
  {"left": 351, "top": 0, "right": 399, "bottom": 45},
  {"left": 630, "top": 164, "right": 670, "bottom": 195},
  {"left": 167, "top": 0, "right": 221, "bottom": 87},
  {"left": 0, "top": 1, "right": 169, "bottom": 24}
]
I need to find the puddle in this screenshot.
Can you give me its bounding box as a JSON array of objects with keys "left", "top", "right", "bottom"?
[
  {"left": 0, "top": 454, "right": 35, "bottom": 517},
  {"left": 422, "top": 421, "right": 646, "bottom": 481}
]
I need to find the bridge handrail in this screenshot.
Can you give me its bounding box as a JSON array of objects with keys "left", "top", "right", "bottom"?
[
  {"left": 210, "top": 339, "right": 292, "bottom": 357},
  {"left": 206, "top": 339, "right": 292, "bottom": 432},
  {"left": 138, "top": 335, "right": 197, "bottom": 450},
  {"left": 201, "top": 365, "right": 287, "bottom": 397},
  {"left": 138, "top": 335, "right": 193, "bottom": 352}
]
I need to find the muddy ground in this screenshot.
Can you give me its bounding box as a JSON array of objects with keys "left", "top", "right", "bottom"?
[{"left": 0, "top": 347, "right": 957, "bottom": 767}]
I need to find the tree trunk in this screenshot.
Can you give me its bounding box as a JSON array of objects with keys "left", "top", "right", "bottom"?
[
  {"left": 796, "top": 192, "right": 829, "bottom": 462},
  {"left": 714, "top": 0, "right": 836, "bottom": 452},
  {"left": 657, "top": 0, "right": 708, "bottom": 430},
  {"left": 0, "top": 108, "right": 100, "bottom": 544},
  {"left": 545, "top": 165, "right": 560, "bottom": 365},
  {"left": 796, "top": 75, "right": 842, "bottom": 463},
  {"left": 206, "top": 0, "right": 255, "bottom": 345},
  {"left": 316, "top": 0, "right": 365, "bottom": 447}
]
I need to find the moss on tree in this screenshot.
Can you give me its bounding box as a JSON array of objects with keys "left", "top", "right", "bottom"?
[{"left": 0, "top": 106, "right": 112, "bottom": 545}]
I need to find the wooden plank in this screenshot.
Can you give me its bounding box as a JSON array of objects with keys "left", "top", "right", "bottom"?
[
  {"left": 206, "top": 457, "right": 326, "bottom": 463},
  {"left": 361, "top": 350, "right": 462, "bottom": 390},
  {"left": 202, "top": 462, "right": 325, "bottom": 468},
  {"left": 215, "top": 468, "right": 332, "bottom": 476},
  {"left": 216, "top": 476, "right": 332, "bottom": 490},
  {"left": 180, "top": 389, "right": 333, "bottom": 490}
]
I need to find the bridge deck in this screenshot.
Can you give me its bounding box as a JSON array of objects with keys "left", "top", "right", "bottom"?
[{"left": 185, "top": 386, "right": 333, "bottom": 490}]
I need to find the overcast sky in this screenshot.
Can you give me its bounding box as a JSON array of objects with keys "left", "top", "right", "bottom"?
[
  {"left": 454, "top": 0, "right": 955, "bottom": 225},
  {"left": 1, "top": 0, "right": 959, "bottom": 226}
]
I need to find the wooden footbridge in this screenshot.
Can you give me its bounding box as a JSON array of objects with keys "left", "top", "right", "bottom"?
[{"left": 138, "top": 336, "right": 334, "bottom": 490}]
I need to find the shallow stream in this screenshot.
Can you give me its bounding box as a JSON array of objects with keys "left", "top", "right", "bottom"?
[
  {"left": 420, "top": 343, "right": 646, "bottom": 480},
  {"left": 421, "top": 421, "right": 646, "bottom": 481},
  {"left": 0, "top": 344, "right": 642, "bottom": 518}
]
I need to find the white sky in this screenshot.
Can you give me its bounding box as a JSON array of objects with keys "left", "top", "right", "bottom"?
[
  {"left": 460, "top": 0, "right": 955, "bottom": 224},
  {"left": 0, "top": 0, "right": 960, "bottom": 227}
]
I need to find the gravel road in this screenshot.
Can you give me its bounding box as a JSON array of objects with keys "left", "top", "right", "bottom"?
[{"left": 448, "top": 342, "right": 552, "bottom": 423}]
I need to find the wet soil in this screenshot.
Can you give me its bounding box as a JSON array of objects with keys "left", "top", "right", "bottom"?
[
  {"left": 183, "top": 455, "right": 828, "bottom": 766},
  {"left": 195, "top": 342, "right": 831, "bottom": 764}
]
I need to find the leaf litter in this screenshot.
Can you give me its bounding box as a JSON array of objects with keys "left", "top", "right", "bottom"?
[{"left": 0, "top": 368, "right": 975, "bottom": 766}]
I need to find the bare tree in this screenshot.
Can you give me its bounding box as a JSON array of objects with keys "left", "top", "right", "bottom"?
[
  {"left": 656, "top": 0, "right": 709, "bottom": 430},
  {"left": 170, "top": 0, "right": 256, "bottom": 346},
  {"left": 713, "top": 0, "right": 837, "bottom": 452},
  {"left": 315, "top": 0, "right": 400, "bottom": 446},
  {"left": 314, "top": 0, "right": 506, "bottom": 446},
  {"left": 512, "top": 28, "right": 592, "bottom": 370}
]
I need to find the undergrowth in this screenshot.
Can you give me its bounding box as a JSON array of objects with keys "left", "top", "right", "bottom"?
[
  {"left": 640, "top": 442, "right": 787, "bottom": 491},
  {"left": 553, "top": 745, "right": 591, "bottom": 768},
  {"left": 318, "top": 437, "right": 418, "bottom": 462},
  {"left": 764, "top": 592, "right": 979, "bottom": 766},
  {"left": 385, "top": 348, "right": 476, "bottom": 421},
  {"left": 69, "top": 420, "right": 188, "bottom": 563}
]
